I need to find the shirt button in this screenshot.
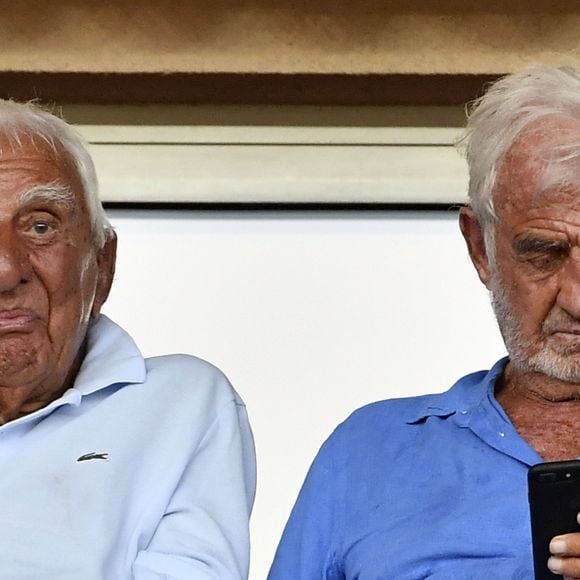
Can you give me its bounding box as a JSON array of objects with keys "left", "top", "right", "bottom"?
[{"left": 499, "top": 432, "right": 505, "bottom": 437}]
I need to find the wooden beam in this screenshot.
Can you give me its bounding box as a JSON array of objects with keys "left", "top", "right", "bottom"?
[
  {"left": 0, "top": 72, "right": 498, "bottom": 106},
  {"left": 0, "top": 1, "right": 576, "bottom": 75}
]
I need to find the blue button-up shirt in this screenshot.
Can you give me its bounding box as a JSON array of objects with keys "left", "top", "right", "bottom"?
[{"left": 269, "top": 359, "right": 543, "bottom": 579}]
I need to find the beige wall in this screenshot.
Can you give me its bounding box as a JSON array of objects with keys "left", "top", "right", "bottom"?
[{"left": 0, "top": 0, "right": 578, "bottom": 74}]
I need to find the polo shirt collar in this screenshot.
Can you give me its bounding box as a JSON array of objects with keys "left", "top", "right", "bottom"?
[{"left": 72, "top": 314, "right": 147, "bottom": 397}]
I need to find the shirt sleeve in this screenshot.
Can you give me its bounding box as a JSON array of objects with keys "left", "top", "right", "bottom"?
[
  {"left": 268, "top": 432, "right": 345, "bottom": 580},
  {"left": 132, "top": 397, "right": 256, "bottom": 580}
]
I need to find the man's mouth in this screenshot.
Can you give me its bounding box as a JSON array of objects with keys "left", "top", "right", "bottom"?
[
  {"left": 0, "top": 310, "right": 39, "bottom": 332},
  {"left": 551, "top": 328, "right": 580, "bottom": 336}
]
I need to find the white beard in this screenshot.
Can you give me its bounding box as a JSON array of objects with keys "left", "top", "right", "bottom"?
[{"left": 490, "top": 276, "right": 580, "bottom": 383}]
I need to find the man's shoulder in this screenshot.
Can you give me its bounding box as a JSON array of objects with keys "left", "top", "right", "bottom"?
[
  {"left": 335, "top": 394, "right": 440, "bottom": 438},
  {"left": 145, "top": 352, "right": 227, "bottom": 379},
  {"left": 142, "top": 353, "right": 244, "bottom": 406},
  {"left": 323, "top": 364, "right": 502, "bottom": 454},
  {"left": 88, "top": 316, "right": 244, "bottom": 406}
]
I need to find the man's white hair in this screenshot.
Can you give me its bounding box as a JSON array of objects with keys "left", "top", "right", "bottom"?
[
  {"left": 459, "top": 65, "right": 580, "bottom": 264},
  {"left": 0, "top": 99, "right": 112, "bottom": 248}
]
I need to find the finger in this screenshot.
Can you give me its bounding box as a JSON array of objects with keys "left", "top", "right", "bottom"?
[
  {"left": 547, "top": 556, "right": 580, "bottom": 578},
  {"left": 551, "top": 533, "right": 580, "bottom": 557}
]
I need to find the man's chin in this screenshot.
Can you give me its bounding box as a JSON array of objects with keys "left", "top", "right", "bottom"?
[{"left": 525, "top": 349, "right": 580, "bottom": 384}]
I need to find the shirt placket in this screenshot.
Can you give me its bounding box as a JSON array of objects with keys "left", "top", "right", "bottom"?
[{"left": 454, "top": 390, "right": 543, "bottom": 467}]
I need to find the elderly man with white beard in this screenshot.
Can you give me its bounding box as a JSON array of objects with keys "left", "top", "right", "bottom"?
[{"left": 268, "top": 66, "right": 580, "bottom": 579}]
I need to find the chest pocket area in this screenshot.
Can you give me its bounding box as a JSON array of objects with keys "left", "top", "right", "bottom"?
[
  {"left": 344, "top": 551, "right": 532, "bottom": 580},
  {"left": 421, "top": 559, "right": 530, "bottom": 580}
]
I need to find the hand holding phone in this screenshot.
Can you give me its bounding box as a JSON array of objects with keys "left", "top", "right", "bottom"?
[{"left": 528, "top": 461, "right": 580, "bottom": 579}]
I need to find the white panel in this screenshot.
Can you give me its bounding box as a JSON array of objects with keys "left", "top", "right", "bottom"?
[{"left": 102, "top": 210, "right": 506, "bottom": 580}]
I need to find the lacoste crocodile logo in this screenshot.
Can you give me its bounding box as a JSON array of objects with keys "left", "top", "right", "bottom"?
[{"left": 77, "top": 452, "right": 109, "bottom": 462}]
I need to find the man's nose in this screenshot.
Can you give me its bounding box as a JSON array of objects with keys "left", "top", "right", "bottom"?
[
  {"left": 557, "top": 248, "right": 580, "bottom": 318},
  {"left": 0, "top": 234, "right": 31, "bottom": 293}
]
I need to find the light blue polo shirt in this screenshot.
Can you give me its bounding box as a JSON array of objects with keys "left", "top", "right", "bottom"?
[
  {"left": 0, "top": 315, "right": 256, "bottom": 579},
  {"left": 269, "top": 359, "right": 541, "bottom": 579}
]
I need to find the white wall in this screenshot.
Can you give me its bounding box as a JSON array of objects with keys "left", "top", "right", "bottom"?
[{"left": 102, "top": 209, "right": 507, "bottom": 579}]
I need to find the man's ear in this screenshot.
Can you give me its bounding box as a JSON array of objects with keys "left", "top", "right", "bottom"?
[
  {"left": 459, "top": 207, "right": 493, "bottom": 288},
  {"left": 91, "top": 231, "right": 117, "bottom": 318}
]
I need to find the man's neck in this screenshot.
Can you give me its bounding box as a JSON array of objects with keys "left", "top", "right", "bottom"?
[
  {"left": 0, "top": 345, "right": 84, "bottom": 426},
  {"left": 0, "top": 384, "right": 69, "bottom": 425},
  {"left": 495, "top": 362, "right": 580, "bottom": 462}
]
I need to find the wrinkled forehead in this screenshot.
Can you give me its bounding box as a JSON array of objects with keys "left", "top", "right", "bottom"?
[
  {"left": 495, "top": 117, "right": 580, "bottom": 213},
  {"left": 0, "top": 132, "right": 84, "bottom": 198},
  {"left": 537, "top": 142, "right": 580, "bottom": 199},
  {"left": 0, "top": 129, "right": 57, "bottom": 158}
]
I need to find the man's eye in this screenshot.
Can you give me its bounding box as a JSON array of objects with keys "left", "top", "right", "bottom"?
[
  {"left": 525, "top": 252, "right": 566, "bottom": 271},
  {"left": 32, "top": 222, "right": 51, "bottom": 234},
  {"left": 24, "top": 219, "right": 57, "bottom": 241}
]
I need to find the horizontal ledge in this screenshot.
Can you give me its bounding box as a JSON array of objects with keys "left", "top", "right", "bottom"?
[
  {"left": 0, "top": 72, "right": 501, "bottom": 106},
  {"left": 104, "top": 202, "right": 463, "bottom": 212},
  {"left": 78, "top": 126, "right": 462, "bottom": 145},
  {"left": 91, "top": 143, "right": 468, "bottom": 204}
]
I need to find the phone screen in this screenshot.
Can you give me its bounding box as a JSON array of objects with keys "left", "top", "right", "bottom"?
[{"left": 528, "top": 460, "right": 580, "bottom": 580}]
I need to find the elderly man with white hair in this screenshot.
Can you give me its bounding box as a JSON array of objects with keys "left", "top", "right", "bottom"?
[
  {"left": 269, "top": 66, "right": 580, "bottom": 579},
  {"left": 0, "top": 101, "right": 255, "bottom": 579}
]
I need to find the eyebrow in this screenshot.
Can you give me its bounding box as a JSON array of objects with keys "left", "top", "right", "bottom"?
[
  {"left": 17, "top": 183, "right": 75, "bottom": 209},
  {"left": 513, "top": 235, "right": 570, "bottom": 254}
]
